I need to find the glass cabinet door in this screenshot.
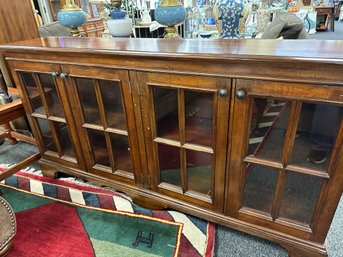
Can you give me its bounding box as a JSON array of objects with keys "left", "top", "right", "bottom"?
[
  {"left": 13, "top": 62, "right": 84, "bottom": 169},
  {"left": 138, "top": 72, "right": 230, "bottom": 211},
  {"left": 228, "top": 79, "right": 343, "bottom": 239},
  {"left": 63, "top": 65, "right": 141, "bottom": 185}
]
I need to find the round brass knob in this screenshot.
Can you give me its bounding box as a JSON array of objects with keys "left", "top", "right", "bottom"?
[
  {"left": 60, "top": 73, "right": 68, "bottom": 80},
  {"left": 235, "top": 90, "right": 246, "bottom": 100},
  {"left": 51, "top": 72, "right": 59, "bottom": 78},
  {"left": 218, "top": 89, "right": 228, "bottom": 97}
]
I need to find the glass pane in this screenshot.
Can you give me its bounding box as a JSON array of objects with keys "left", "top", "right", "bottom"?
[
  {"left": 248, "top": 98, "right": 290, "bottom": 162},
  {"left": 39, "top": 73, "right": 64, "bottom": 118},
  {"left": 185, "top": 91, "right": 213, "bottom": 148},
  {"left": 87, "top": 129, "right": 110, "bottom": 167},
  {"left": 242, "top": 164, "right": 278, "bottom": 214},
  {"left": 20, "top": 72, "right": 45, "bottom": 115},
  {"left": 186, "top": 150, "right": 213, "bottom": 195},
  {"left": 291, "top": 103, "right": 342, "bottom": 171},
  {"left": 109, "top": 133, "right": 133, "bottom": 173},
  {"left": 53, "top": 122, "right": 75, "bottom": 158},
  {"left": 76, "top": 78, "right": 102, "bottom": 126},
  {"left": 158, "top": 144, "right": 181, "bottom": 187},
  {"left": 37, "top": 118, "right": 56, "bottom": 152},
  {"left": 279, "top": 172, "right": 323, "bottom": 224},
  {"left": 99, "top": 80, "right": 127, "bottom": 130},
  {"left": 154, "top": 87, "right": 179, "bottom": 141}
]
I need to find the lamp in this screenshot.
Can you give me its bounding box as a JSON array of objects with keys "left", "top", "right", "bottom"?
[
  {"left": 106, "top": 0, "right": 133, "bottom": 37},
  {"left": 154, "top": 0, "right": 186, "bottom": 39},
  {"left": 57, "top": 0, "right": 87, "bottom": 37}
]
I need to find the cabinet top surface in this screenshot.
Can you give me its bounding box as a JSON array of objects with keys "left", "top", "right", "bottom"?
[{"left": 1, "top": 37, "right": 343, "bottom": 63}]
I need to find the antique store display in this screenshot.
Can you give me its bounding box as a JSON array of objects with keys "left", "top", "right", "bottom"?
[{"left": 1, "top": 37, "right": 342, "bottom": 257}]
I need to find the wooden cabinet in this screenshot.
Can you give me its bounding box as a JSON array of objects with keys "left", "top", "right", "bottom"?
[{"left": 1, "top": 37, "right": 343, "bottom": 257}]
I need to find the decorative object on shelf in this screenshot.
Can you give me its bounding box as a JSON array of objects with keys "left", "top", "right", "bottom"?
[
  {"left": 140, "top": 8, "right": 152, "bottom": 24},
  {"left": 106, "top": 0, "right": 133, "bottom": 37},
  {"left": 214, "top": 0, "right": 244, "bottom": 38},
  {"left": 57, "top": 0, "right": 87, "bottom": 37},
  {"left": 154, "top": 0, "right": 186, "bottom": 38}
]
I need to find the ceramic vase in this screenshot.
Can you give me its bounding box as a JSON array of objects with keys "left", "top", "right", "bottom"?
[
  {"left": 107, "top": 9, "right": 133, "bottom": 37},
  {"left": 154, "top": 0, "right": 186, "bottom": 39}
]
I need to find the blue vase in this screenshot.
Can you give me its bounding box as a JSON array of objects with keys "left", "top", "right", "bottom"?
[
  {"left": 154, "top": 0, "right": 186, "bottom": 38},
  {"left": 57, "top": 10, "right": 87, "bottom": 28},
  {"left": 155, "top": 6, "right": 186, "bottom": 26},
  {"left": 215, "top": 0, "right": 244, "bottom": 38},
  {"left": 107, "top": 9, "right": 132, "bottom": 37}
]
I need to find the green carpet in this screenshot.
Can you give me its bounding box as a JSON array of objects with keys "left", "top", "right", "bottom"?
[{"left": 1, "top": 186, "right": 182, "bottom": 257}]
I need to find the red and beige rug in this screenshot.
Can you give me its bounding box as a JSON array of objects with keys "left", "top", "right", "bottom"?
[{"left": 0, "top": 167, "right": 214, "bottom": 257}]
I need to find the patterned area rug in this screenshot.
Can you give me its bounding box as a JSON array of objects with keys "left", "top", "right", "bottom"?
[{"left": 0, "top": 168, "right": 214, "bottom": 257}]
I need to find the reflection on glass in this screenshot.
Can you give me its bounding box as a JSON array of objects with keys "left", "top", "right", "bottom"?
[
  {"left": 100, "top": 80, "right": 127, "bottom": 130},
  {"left": 242, "top": 164, "right": 278, "bottom": 214},
  {"left": 53, "top": 122, "right": 75, "bottom": 158},
  {"left": 76, "top": 78, "right": 101, "bottom": 126},
  {"left": 109, "top": 133, "right": 133, "bottom": 173},
  {"left": 154, "top": 87, "right": 179, "bottom": 141},
  {"left": 39, "top": 73, "right": 64, "bottom": 118},
  {"left": 21, "top": 72, "right": 45, "bottom": 115},
  {"left": 291, "top": 103, "right": 342, "bottom": 171},
  {"left": 279, "top": 172, "right": 323, "bottom": 224},
  {"left": 37, "top": 118, "right": 56, "bottom": 152},
  {"left": 158, "top": 144, "right": 181, "bottom": 187},
  {"left": 87, "top": 129, "right": 110, "bottom": 167},
  {"left": 185, "top": 91, "right": 213, "bottom": 147},
  {"left": 248, "top": 98, "right": 290, "bottom": 162},
  {"left": 186, "top": 150, "right": 212, "bottom": 195}
]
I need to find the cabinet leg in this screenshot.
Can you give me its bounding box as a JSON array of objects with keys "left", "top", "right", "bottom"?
[
  {"left": 280, "top": 242, "right": 328, "bottom": 257},
  {"left": 39, "top": 161, "right": 60, "bottom": 179}
]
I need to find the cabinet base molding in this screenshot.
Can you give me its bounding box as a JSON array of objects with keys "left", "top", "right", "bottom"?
[
  {"left": 279, "top": 242, "right": 328, "bottom": 257},
  {"left": 39, "top": 158, "right": 328, "bottom": 257}
]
